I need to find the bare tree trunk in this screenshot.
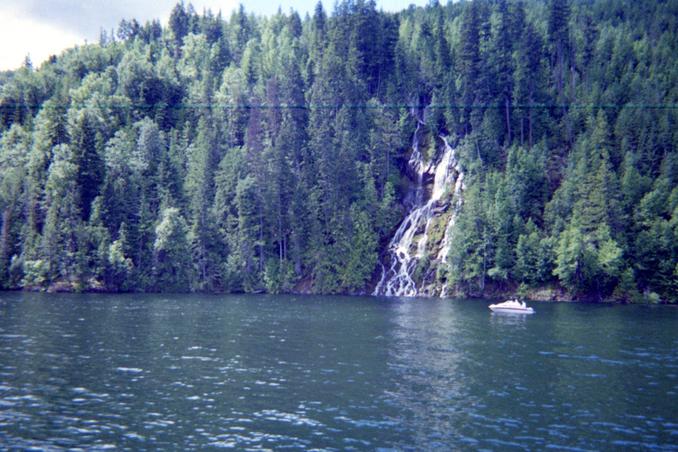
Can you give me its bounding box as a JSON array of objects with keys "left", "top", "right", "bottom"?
[
  {"left": 0, "top": 208, "right": 11, "bottom": 276},
  {"left": 528, "top": 94, "right": 534, "bottom": 149},
  {"left": 258, "top": 208, "right": 265, "bottom": 273},
  {"left": 505, "top": 97, "right": 512, "bottom": 144},
  {"left": 481, "top": 225, "right": 487, "bottom": 291}
]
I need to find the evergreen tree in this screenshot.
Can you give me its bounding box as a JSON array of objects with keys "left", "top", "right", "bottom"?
[
  {"left": 341, "top": 204, "right": 378, "bottom": 292},
  {"left": 458, "top": 0, "right": 482, "bottom": 135},
  {"left": 153, "top": 207, "right": 192, "bottom": 292},
  {"left": 169, "top": 2, "right": 190, "bottom": 48},
  {"left": 515, "top": 220, "right": 553, "bottom": 285},
  {"left": 548, "top": 0, "right": 571, "bottom": 101},
  {"left": 69, "top": 110, "right": 105, "bottom": 221},
  {"left": 41, "top": 144, "right": 82, "bottom": 283},
  {"left": 0, "top": 0, "right": 674, "bottom": 302},
  {"left": 490, "top": 0, "right": 514, "bottom": 144}
]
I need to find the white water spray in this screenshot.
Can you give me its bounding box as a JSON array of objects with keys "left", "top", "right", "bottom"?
[{"left": 373, "top": 124, "right": 464, "bottom": 297}]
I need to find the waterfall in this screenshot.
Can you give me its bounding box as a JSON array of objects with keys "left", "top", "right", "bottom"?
[
  {"left": 436, "top": 136, "right": 465, "bottom": 264},
  {"left": 373, "top": 124, "right": 464, "bottom": 297},
  {"left": 436, "top": 137, "right": 465, "bottom": 298}
]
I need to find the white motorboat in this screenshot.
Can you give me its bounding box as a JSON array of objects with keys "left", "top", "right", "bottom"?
[{"left": 489, "top": 299, "right": 535, "bottom": 314}]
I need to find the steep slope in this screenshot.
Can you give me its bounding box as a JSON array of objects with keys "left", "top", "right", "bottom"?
[
  {"left": 0, "top": 0, "right": 676, "bottom": 302},
  {"left": 374, "top": 114, "right": 465, "bottom": 297}
]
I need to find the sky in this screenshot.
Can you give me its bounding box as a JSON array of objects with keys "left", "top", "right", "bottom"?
[{"left": 0, "top": 0, "right": 427, "bottom": 71}]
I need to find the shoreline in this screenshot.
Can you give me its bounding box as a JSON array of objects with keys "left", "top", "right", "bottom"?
[{"left": 2, "top": 285, "right": 673, "bottom": 305}]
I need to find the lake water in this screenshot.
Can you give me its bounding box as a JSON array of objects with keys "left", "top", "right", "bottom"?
[{"left": 0, "top": 293, "right": 676, "bottom": 450}]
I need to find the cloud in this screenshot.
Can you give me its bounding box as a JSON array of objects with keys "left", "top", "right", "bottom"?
[
  {"left": 0, "top": 8, "right": 84, "bottom": 70},
  {"left": 0, "top": 0, "right": 423, "bottom": 71},
  {"left": 0, "top": 0, "right": 239, "bottom": 70},
  {"left": 1, "top": 1, "right": 239, "bottom": 39},
  {"left": 4, "top": 1, "right": 168, "bottom": 37}
]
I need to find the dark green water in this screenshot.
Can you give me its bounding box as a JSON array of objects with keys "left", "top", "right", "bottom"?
[{"left": 0, "top": 293, "right": 676, "bottom": 450}]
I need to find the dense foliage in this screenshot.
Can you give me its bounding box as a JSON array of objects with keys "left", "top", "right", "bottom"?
[{"left": 0, "top": 0, "right": 676, "bottom": 301}]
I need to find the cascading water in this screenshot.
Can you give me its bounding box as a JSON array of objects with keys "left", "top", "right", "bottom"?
[
  {"left": 436, "top": 136, "right": 465, "bottom": 297},
  {"left": 373, "top": 123, "right": 464, "bottom": 297},
  {"left": 436, "top": 136, "right": 465, "bottom": 263}
]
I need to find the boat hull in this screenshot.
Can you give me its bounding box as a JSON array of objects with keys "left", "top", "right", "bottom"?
[{"left": 489, "top": 305, "right": 535, "bottom": 314}]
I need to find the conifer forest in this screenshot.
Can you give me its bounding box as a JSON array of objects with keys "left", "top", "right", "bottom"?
[{"left": 0, "top": 0, "right": 677, "bottom": 302}]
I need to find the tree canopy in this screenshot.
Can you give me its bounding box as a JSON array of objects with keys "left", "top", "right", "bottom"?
[{"left": 0, "top": 0, "right": 676, "bottom": 302}]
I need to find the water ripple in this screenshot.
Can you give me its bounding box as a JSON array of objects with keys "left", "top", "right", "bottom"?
[{"left": 0, "top": 293, "right": 676, "bottom": 449}]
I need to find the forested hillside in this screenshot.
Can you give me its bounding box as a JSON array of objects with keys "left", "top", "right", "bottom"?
[{"left": 0, "top": 0, "right": 676, "bottom": 301}]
